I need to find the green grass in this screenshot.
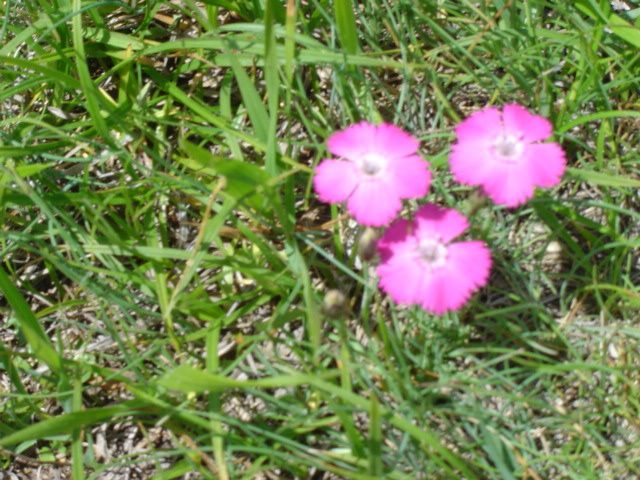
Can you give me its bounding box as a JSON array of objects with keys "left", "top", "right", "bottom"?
[{"left": 1, "top": 0, "right": 640, "bottom": 478}]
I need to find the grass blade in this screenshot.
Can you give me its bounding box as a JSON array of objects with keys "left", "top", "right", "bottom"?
[
  {"left": 0, "top": 266, "right": 63, "bottom": 374},
  {"left": 264, "top": 0, "right": 280, "bottom": 175},
  {"left": 160, "top": 365, "right": 476, "bottom": 478},
  {"left": 71, "top": 0, "right": 114, "bottom": 145},
  {"left": 334, "top": 0, "right": 360, "bottom": 54},
  {"left": 227, "top": 53, "right": 271, "bottom": 145},
  {"left": 0, "top": 401, "right": 148, "bottom": 448},
  {"left": 568, "top": 167, "right": 640, "bottom": 188}
]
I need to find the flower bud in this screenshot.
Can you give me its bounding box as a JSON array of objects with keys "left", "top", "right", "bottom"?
[
  {"left": 322, "top": 289, "right": 348, "bottom": 318},
  {"left": 358, "top": 227, "right": 379, "bottom": 262}
]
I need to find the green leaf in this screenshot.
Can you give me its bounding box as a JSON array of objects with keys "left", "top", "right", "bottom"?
[
  {"left": 158, "top": 365, "right": 326, "bottom": 393},
  {"left": 608, "top": 13, "right": 640, "bottom": 48},
  {"left": 0, "top": 142, "right": 69, "bottom": 158},
  {"left": 480, "top": 426, "right": 518, "bottom": 480},
  {"left": 71, "top": 0, "right": 113, "bottom": 145},
  {"left": 369, "top": 395, "right": 383, "bottom": 476},
  {"left": 575, "top": 0, "right": 640, "bottom": 48},
  {"left": 0, "top": 56, "right": 80, "bottom": 89},
  {"left": 0, "top": 163, "right": 55, "bottom": 183},
  {"left": 175, "top": 148, "right": 272, "bottom": 207},
  {"left": 284, "top": 0, "right": 297, "bottom": 93},
  {"left": 147, "top": 69, "right": 266, "bottom": 152},
  {"left": 213, "top": 159, "right": 272, "bottom": 200},
  {"left": 0, "top": 401, "right": 147, "bottom": 448},
  {"left": 160, "top": 365, "right": 476, "bottom": 478},
  {"left": 83, "top": 26, "right": 148, "bottom": 50},
  {"left": 287, "top": 245, "right": 321, "bottom": 365},
  {"left": 153, "top": 460, "right": 196, "bottom": 480},
  {"left": 227, "top": 54, "right": 270, "bottom": 144},
  {"left": 558, "top": 110, "right": 640, "bottom": 133},
  {"left": 568, "top": 167, "right": 640, "bottom": 188},
  {"left": 334, "top": 0, "right": 360, "bottom": 54},
  {"left": 264, "top": 0, "right": 280, "bottom": 175},
  {"left": 0, "top": 267, "right": 63, "bottom": 374},
  {"left": 140, "top": 36, "right": 406, "bottom": 69},
  {"left": 0, "top": 341, "right": 28, "bottom": 396}
]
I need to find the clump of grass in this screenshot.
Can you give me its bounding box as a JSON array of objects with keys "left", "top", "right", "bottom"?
[{"left": 1, "top": 0, "right": 639, "bottom": 478}]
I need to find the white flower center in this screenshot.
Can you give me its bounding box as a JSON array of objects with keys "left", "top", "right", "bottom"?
[
  {"left": 417, "top": 238, "right": 448, "bottom": 269},
  {"left": 358, "top": 153, "right": 386, "bottom": 176},
  {"left": 493, "top": 134, "right": 524, "bottom": 162}
]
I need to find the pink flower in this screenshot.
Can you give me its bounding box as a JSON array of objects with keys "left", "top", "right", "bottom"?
[
  {"left": 450, "top": 104, "right": 566, "bottom": 207},
  {"left": 376, "top": 204, "right": 491, "bottom": 314},
  {"left": 314, "top": 122, "right": 431, "bottom": 226}
]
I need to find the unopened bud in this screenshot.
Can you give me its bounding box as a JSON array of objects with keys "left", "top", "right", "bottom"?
[
  {"left": 322, "top": 289, "right": 348, "bottom": 318},
  {"left": 358, "top": 228, "right": 379, "bottom": 262},
  {"left": 466, "top": 190, "right": 489, "bottom": 216}
]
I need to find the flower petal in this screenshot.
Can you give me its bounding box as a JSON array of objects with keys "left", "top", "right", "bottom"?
[
  {"left": 374, "top": 123, "right": 420, "bottom": 159},
  {"left": 524, "top": 142, "right": 566, "bottom": 188},
  {"left": 416, "top": 271, "right": 453, "bottom": 315},
  {"left": 388, "top": 154, "right": 431, "bottom": 199},
  {"left": 347, "top": 180, "right": 402, "bottom": 226},
  {"left": 481, "top": 163, "right": 537, "bottom": 207},
  {"left": 376, "top": 248, "right": 424, "bottom": 305},
  {"left": 449, "top": 140, "right": 498, "bottom": 186},
  {"left": 313, "top": 159, "right": 359, "bottom": 203},
  {"left": 448, "top": 241, "right": 492, "bottom": 290},
  {"left": 327, "top": 121, "right": 377, "bottom": 160},
  {"left": 413, "top": 204, "right": 469, "bottom": 243},
  {"left": 502, "top": 104, "right": 552, "bottom": 142},
  {"left": 377, "top": 218, "right": 413, "bottom": 262},
  {"left": 418, "top": 241, "right": 491, "bottom": 314},
  {"left": 455, "top": 107, "right": 503, "bottom": 142}
]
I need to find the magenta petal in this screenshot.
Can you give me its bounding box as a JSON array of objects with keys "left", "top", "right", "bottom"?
[
  {"left": 377, "top": 262, "right": 424, "bottom": 306},
  {"left": 377, "top": 219, "right": 424, "bottom": 304},
  {"left": 449, "top": 141, "right": 497, "bottom": 186},
  {"left": 448, "top": 241, "right": 492, "bottom": 290},
  {"left": 502, "top": 104, "right": 552, "bottom": 142},
  {"left": 347, "top": 181, "right": 402, "bottom": 226},
  {"left": 374, "top": 123, "right": 420, "bottom": 159},
  {"left": 413, "top": 204, "right": 469, "bottom": 242},
  {"left": 481, "top": 164, "right": 537, "bottom": 207},
  {"left": 455, "top": 107, "right": 503, "bottom": 142},
  {"left": 327, "top": 122, "right": 377, "bottom": 160},
  {"left": 418, "top": 241, "right": 491, "bottom": 314},
  {"left": 388, "top": 154, "right": 431, "bottom": 199},
  {"left": 525, "top": 142, "right": 566, "bottom": 188},
  {"left": 417, "top": 272, "right": 455, "bottom": 315},
  {"left": 377, "top": 218, "right": 412, "bottom": 262},
  {"left": 376, "top": 248, "right": 423, "bottom": 305},
  {"left": 313, "top": 159, "right": 359, "bottom": 203}
]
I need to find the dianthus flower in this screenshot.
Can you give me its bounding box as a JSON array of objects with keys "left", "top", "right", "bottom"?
[
  {"left": 314, "top": 122, "right": 431, "bottom": 226},
  {"left": 376, "top": 204, "right": 491, "bottom": 314},
  {"left": 450, "top": 104, "right": 566, "bottom": 207}
]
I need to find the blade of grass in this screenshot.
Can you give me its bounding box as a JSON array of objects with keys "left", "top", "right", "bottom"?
[
  {"left": 71, "top": 378, "right": 84, "bottom": 480},
  {"left": 368, "top": 394, "right": 383, "bottom": 476},
  {"left": 334, "top": 0, "right": 360, "bottom": 54},
  {"left": 0, "top": 341, "right": 29, "bottom": 396},
  {"left": 575, "top": 0, "right": 640, "bottom": 48},
  {"left": 206, "top": 317, "right": 230, "bottom": 480},
  {"left": 557, "top": 110, "right": 640, "bottom": 133},
  {"left": 160, "top": 365, "right": 477, "bottom": 478},
  {"left": 568, "top": 167, "right": 640, "bottom": 188},
  {"left": 71, "top": 0, "right": 114, "bottom": 146},
  {"left": 264, "top": 0, "right": 280, "bottom": 175},
  {"left": 0, "top": 266, "right": 63, "bottom": 374},
  {"left": 0, "top": 401, "right": 148, "bottom": 448},
  {"left": 284, "top": 0, "right": 296, "bottom": 112},
  {"left": 226, "top": 53, "right": 270, "bottom": 145}
]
